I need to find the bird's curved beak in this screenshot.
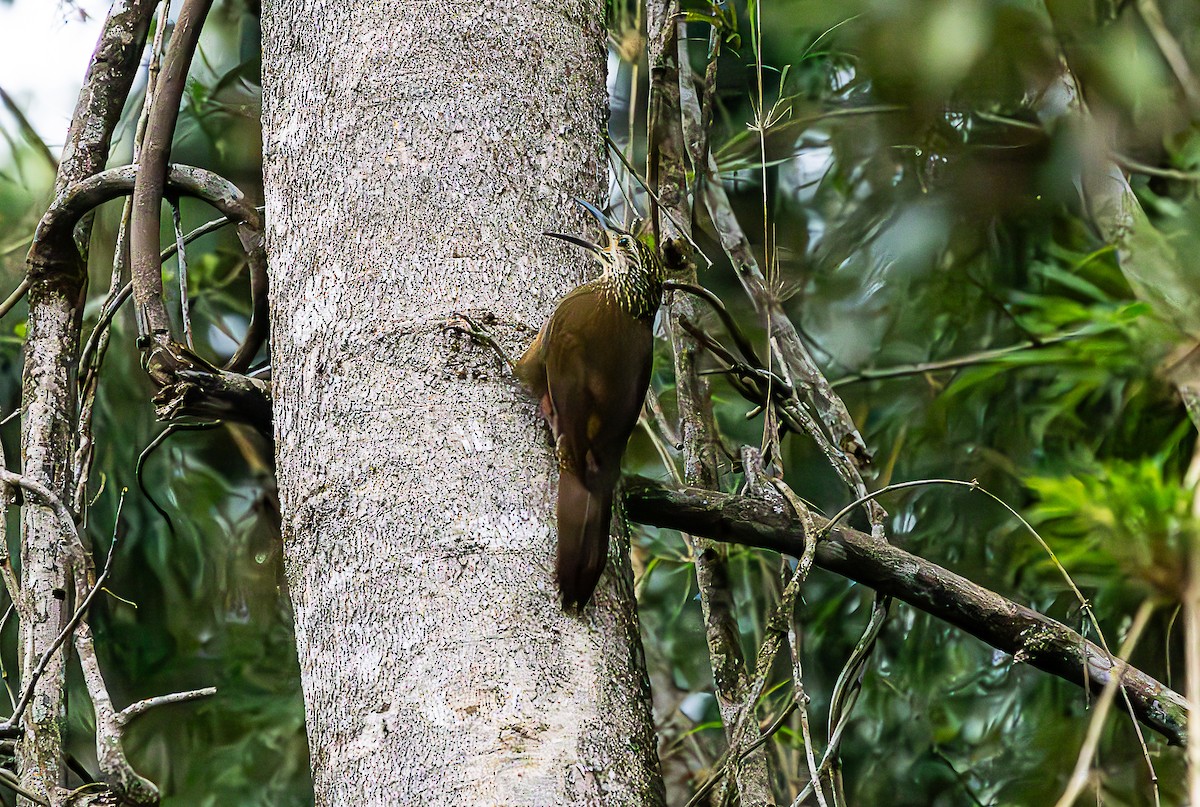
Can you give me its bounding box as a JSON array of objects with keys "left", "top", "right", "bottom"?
[
  {"left": 543, "top": 198, "right": 624, "bottom": 253},
  {"left": 573, "top": 198, "right": 622, "bottom": 231},
  {"left": 543, "top": 231, "right": 601, "bottom": 253}
]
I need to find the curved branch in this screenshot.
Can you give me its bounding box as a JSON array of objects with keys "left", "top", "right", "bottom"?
[
  {"left": 30, "top": 165, "right": 259, "bottom": 273},
  {"left": 129, "top": 0, "right": 215, "bottom": 341},
  {"left": 28, "top": 163, "right": 269, "bottom": 372},
  {"left": 623, "top": 476, "right": 1190, "bottom": 746}
]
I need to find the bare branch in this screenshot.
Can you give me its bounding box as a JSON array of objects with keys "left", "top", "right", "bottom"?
[
  {"left": 73, "top": 621, "right": 158, "bottom": 804},
  {"left": 19, "top": 1, "right": 157, "bottom": 795},
  {"left": 1, "top": 497, "right": 119, "bottom": 733},
  {"left": 116, "top": 687, "right": 217, "bottom": 728},
  {"left": 30, "top": 165, "right": 260, "bottom": 273},
  {"left": 0, "top": 470, "right": 82, "bottom": 564},
  {"left": 624, "top": 476, "right": 1190, "bottom": 746},
  {"left": 129, "top": 0, "right": 216, "bottom": 341},
  {"left": 0, "top": 767, "right": 48, "bottom": 806},
  {"left": 647, "top": 0, "right": 775, "bottom": 801},
  {"left": 0, "top": 279, "right": 30, "bottom": 321},
  {"left": 829, "top": 330, "right": 1091, "bottom": 388},
  {"left": 1135, "top": 0, "right": 1200, "bottom": 114}
]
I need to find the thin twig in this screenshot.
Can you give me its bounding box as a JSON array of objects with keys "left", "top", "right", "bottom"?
[
  {"left": 0, "top": 280, "right": 30, "bottom": 321},
  {"left": 136, "top": 422, "right": 224, "bottom": 536},
  {"left": 129, "top": 0, "right": 216, "bottom": 341},
  {"left": 0, "top": 470, "right": 81, "bottom": 563},
  {"left": 1054, "top": 599, "right": 1157, "bottom": 807},
  {"left": 604, "top": 134, "right": 711, "bottom": 266},
  {"left": 678, "top": 316, "right": 791, "bottom": 398},
  {"left": 1114, "top": 153, "right": 1200, "bottom": 183},
  {"left": 643, "top": 386, "right": 681, "bottom": 450},
  {"left": 2, "top": 491, "right": 123, "bottom": 732},
  {"left": 1135, "top": 0, "right": 1200, "bottom": 113},
  {"left": 789, "top": 595, "right": 890, "bottom": 807},
  {"left": 171, "top": 198, "right": 194, "bottom": 349},
  {"left": 774, "top": 479, "right": 828, "bottom": 807},
  {"left": 829, "top": 330, "right": 1091, "bottom": 388},
  {"left": 0, "top": 86, "right": 57, "bottom": 173},
  {"left": 665, "top": 280, "right": 773, "bottom": 374},
  {"left": 74, "top": 0, "right": 175, "bottom": 523},
  {"left": 0, "top": 604, "right": 15, "bottom": 712},
  {"left": 698, "top": 466, "right": 820, "bottom": 807},
  {"left": 684, "top": 698, "right": 800, "bottom": 807},
  {"left": 116, "top": 687, "right": 216, "bottom": 727},
  {"left": 0, "top": 767, "right": 48, "bottom": 806},
  {"left": 78, "top": 210, "right": 256, "bottom": 374}
]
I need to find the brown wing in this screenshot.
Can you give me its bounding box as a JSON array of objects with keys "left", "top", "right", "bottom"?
[
  {"left": 516, "top": 284, "right": 655, "bottom": 608},
  {"left": 540, "top": 290, "right": 654, "bottom": 492}
]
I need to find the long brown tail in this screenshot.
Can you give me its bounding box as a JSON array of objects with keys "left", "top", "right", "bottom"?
[{"left": 556, "top": 470, "right": 611, "bottom": 608}]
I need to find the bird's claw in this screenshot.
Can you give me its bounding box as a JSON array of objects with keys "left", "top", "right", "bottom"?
[{"left": 445, "top": 311, "right": 516, "bottom": 375}]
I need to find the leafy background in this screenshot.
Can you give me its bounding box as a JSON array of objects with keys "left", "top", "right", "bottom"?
[{"left": 1, "top": 0, "right": 1197, "bottom": 803}]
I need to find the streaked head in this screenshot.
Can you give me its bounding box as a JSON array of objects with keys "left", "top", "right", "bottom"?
[{"left": 544, "top": 199, "right": 655, "bottom": 280}]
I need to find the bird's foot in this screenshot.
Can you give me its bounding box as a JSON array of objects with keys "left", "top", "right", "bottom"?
[{"left": 445, "top": 311, "right": 516, "bottom": 375}]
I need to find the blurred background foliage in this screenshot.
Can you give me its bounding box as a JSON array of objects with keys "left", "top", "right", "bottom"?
[{"left": 0, "top": 0, "right": 1197, "bottom": 803}]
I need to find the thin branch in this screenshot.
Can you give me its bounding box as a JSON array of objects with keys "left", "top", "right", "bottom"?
[
  {"left": 0, "top": 280, "right": 30, "bottom": 321},
  {"left": 643, "top": 386, "right": 681, "bottom": 450},
  {"left": 791, "top": 595, "right": 890, "bottom": 807},
  {"left": 686, "top": 697, "right": 800, "bottom": 806},
  {"left": 30, "top": 165, "right": 259, "bottom": 275},
  {"left": 774, "top": 478, "right": 828, "bottom": 805},
  {"left": 70, "top": 488, "right": 158, "bottom": 802},
  {"left": 0, "top": 768, "right": 48, "bottom": 806},
  {"left": 116, "top": 687, "right": 216, "bottom": 727},
  {"left": 708, "top": 463, "right": 820, "bottom": 807},
  {"left": 1, "top": 497, "right": 119, "bottom": 733},
  {"left": 1135, "top": 0, "right": 1200, "bottom": 114},
  {"left": 0, "top": 604, "right": 15, "bottom": 711},
  {"left": 1114, "top": 153, "right": 1200, "bottom": 183},
  {"left": 623, "top": 477, "right": 1190, "bottom": 745},
  {"left": 0, "top": 470, "right": 81, "bottom": 563},
  {"left": 647, "top": 2, "right": 775, "bottom": 802},
  {"left": 129, "top": 0, "right": 215, "bottom": 341},
  {"left": 75, "top": 0, "right": 173, "bottom": 523},
  {"left": 78, "top": 208, "right": 259, "bottom": 374},
  {"left": 137, "top": 421, "right": 224, "bottom": 536},
  {"left": 19, "top": 1, "right": 158, "bottom": 798},
  {"left": 73, "top": 625, "right": 158, "bottom": 802},
  {"left": 829, "top": 330, "right": 1091, "bottom": 388},
  {"left": 170, "top": 199, "right": 194, "bottom": 349},
  {"left": 664, "top": 280, "right": 773, "bottom": 375},
  {"left": 1055, "top": 598, "right": 1157, "bottom": 807}
]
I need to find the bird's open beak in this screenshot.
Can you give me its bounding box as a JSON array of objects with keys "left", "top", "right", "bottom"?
[{"left": 543, "top": 231, "right": 601, "bottom": 252}]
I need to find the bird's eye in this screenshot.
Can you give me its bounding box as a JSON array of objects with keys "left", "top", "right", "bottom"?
[{"left": 618, "top": 236, "right": 632, "bottom": 248}]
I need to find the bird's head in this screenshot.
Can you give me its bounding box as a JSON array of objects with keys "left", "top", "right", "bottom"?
[{"left": 544, "top": 199, "right": 658, "bottom": 281}]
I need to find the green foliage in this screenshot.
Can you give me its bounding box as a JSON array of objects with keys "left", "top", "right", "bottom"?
[
  {"left": 619, "top": 0, "right": 1197, "bottom": 803},
  {"left": 1029, "top": 457, "right": 1197, "bottom": 600}
]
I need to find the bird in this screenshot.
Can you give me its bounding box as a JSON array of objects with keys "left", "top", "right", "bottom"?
[{"left": 515, "top": 200, "right": 665, "bottom": 608}]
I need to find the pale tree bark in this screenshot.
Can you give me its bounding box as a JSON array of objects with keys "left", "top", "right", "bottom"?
[{"left": 260, "top": 1, "right": 663, "bottom": 804}]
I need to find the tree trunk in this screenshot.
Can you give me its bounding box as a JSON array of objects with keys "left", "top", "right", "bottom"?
[{"left": 260, "top": 2, "right": 664, "bottom": 804}]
